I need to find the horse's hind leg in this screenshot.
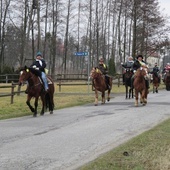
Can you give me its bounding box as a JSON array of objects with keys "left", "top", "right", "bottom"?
[
  {"left": 40, "top": 95, "right": 45, "bottom": 116},
  {"left": 33, "top": 98, "right": 39, "bottom": 117},
  {"left": 94, "top": 90, "right": 98, "bottom": 106},
  {"left": 101, "top": 92, "right": 105, "bottom": 104},
  {"left": 107, "top": 90, "right": 111, "bottom": 101},
  {"left": 135, "top": 90, "right": 138, "bottom": 106}
]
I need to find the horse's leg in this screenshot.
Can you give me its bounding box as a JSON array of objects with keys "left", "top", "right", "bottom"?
[
  {"left": 107, "top": 89, "right": 111, "bottom": 102},
  {"left": 142, "top": 90, "right": 147, "bottom": 105},
  {"left": 125, "top": 85, "right": 128, "bottom": 99},
  {"left": 156, "top": 84, "right": 158, "bottom": 93},
  {"left": 94, "top": 90, "right": 98, "bottom": 106},
  {"left": 101, "top": 91, "right": 105, "bottom": 104},
  {"left": 40, "top": 94, "right": 45, "bottom": 116},
  {"left": 107, "top": 78, "right": 112, "bottom": 101},
  {"left": 131, "top": 88, "right": 133, "bottom": 99},
  {"left": 128, "top": 87, "right": 131, "bottom": 99},
  {"left": 135, "top": 90, "right": 138, "bottom": 106},
  {"left": 33, "top": 97, "right": 39, "bottom": 117},
  {"left": 26, "top": 95, "right": 35, "bottom": 113},
  {"left": 49, "top": 91, "right": 54, "bottom": 114}
]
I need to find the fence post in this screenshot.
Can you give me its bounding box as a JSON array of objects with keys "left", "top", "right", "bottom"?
[
  {"left": 11, "top": 82, "right": 15, "bottom": 104},
  {"left": 5, "top": 74, "right": 8, "bottom": 83},
  {"left": 17, "top": 84, "right": 21, "bottom": 96},
  {"left": 59, "top": 80, "right": 61, "bottom": 92}
]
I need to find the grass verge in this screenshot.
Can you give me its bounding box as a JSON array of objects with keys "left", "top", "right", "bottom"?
[{"left": 79, "top": 118, "right": 170, "bottom": 170}]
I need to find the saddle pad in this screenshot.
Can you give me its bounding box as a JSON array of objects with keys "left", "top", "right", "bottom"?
[{"left": 47, "top": 77, "right": 53, "bottom": 84}]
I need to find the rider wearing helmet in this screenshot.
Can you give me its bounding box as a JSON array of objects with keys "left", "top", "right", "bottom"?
[
  {"left": 30, "top": 52, "right": 49, "bottom": 92},
  {"left": 131, "top": 54, "right": 150, "bottom": 89}
]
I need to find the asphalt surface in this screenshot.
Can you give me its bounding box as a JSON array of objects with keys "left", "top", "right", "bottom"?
[{"left": 0, "top": 89, "right": 170, "bottom": 170}]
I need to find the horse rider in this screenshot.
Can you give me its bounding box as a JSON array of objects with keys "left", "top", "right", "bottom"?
[
  {"left": 162, "top": 63, "right": 170, "bottom": 82},
  {"left": 121, "top": 56, "right": 134, "bottom": 85},
  {"left": 151, "top": 63, "right": 160, "bottom": 83},
  {"left": 25, "top": 52, "right": 48, "bottom": 93},
  {"left": 131, "top": 54, "right": 150, "bottom": 89},
  {"left": 98, "top": 57, "right": 110, "bottom": 89}
]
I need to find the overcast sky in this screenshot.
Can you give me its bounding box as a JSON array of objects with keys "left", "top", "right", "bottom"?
[{"left": 158, "top": 0, "right": 170, "bottom": 17}]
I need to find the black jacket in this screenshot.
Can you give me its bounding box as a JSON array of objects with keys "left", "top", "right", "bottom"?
[
  {"left": 30, "top": 59, "right": 46, "bottom": 72},
  {"left": 98, "top": 63, "right": 108, "bottom": 75},
  {"left": 132, "top": 59, "right": 146, "bottom": 71}
]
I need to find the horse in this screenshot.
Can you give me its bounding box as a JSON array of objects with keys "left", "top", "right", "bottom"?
[
  {"left": 90, "top": 67, "right": 112, "bottom": 106},
  {"left": 152, "top": 71, "right": 160, "bottom": 93},
  {"left": 133, "top": 67, "right": 148, "bottom": 106},
  {"left": 164, "top": 70, "right": 170, "bottom": 91},
  {"left": 123, "top": 68, "right": 134, "bottom": 99},
  {"left": 18, "top": 66, "right": 55, "bottom": 117}
]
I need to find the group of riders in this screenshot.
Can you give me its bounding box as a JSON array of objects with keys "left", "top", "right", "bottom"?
[
  {"left": 26, "top": 52, "right": 170, "bottom": 94},
  {"left": 121, "top": 55, "right": 162, "bottom": 90},
  {"left": 98, "top": 54, "right": 162, "bottom": 91}
]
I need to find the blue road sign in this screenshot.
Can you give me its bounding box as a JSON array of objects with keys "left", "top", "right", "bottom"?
[{"left": 74, "top": 52, "right": 88, "bottom": 56}]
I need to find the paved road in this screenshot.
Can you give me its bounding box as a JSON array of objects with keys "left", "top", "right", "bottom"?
[{"left": 0, "top": 90, "right": 170, "bottom": 170}]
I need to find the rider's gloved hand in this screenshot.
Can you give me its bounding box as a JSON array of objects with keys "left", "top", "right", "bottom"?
[{"left": 32, "top": 65, "right": 36, "bottom": 68}]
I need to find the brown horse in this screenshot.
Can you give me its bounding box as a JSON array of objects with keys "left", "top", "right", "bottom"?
[
  {"left": 90, "top": 67, "right": 112, "bottom": 106},
  {"left": 152, "top": 71, "right": 160, "bottom": 93},
  {"left": 18, "top": 66, "right": 55, "bottom": 117},
  {"left": 164, "top": 70, "right": 170, "bottom": 91},
  {"left": 133, "top": 67, "right": 148, "bottom": 106}
]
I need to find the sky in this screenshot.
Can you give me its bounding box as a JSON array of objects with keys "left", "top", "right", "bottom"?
[{"left": 158, "top": 0, "right": 170, "bottom": 17}]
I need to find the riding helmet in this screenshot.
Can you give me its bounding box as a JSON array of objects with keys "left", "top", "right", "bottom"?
[{"left": 36, "top": 51, "right": 42, "bottom": 57}]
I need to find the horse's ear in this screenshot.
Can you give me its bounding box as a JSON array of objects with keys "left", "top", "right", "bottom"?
[{"left": 24, "top": 65, "right": 29, "bottom": 72}]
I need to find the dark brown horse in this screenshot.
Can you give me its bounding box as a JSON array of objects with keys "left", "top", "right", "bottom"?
[
  {"left": 164, "top": 70, "right": 170, "bottom": 91},
  {"left": 90, "top": 67, "right": 112, "bottom": 106},
  {"left": 152, "top": 71, "right": 160, "bottom": 93},
  {"left": 18, "top": 66, "right": 55, "bottom": 117},
  {"left": 124, "top": 68, "right": 134, "bottom": 99},
  {"left": 133, "top": 67, "right": 148, "bottom": 106}
]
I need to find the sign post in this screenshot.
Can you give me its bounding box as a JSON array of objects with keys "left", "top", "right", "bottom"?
[{"left": 75, "top": 52, "right": 90, "bottom": 94}]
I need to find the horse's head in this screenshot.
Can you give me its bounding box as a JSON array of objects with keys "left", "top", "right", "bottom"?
[
  {"left": 125, "top": 68, "right": 133, "bottom": 78},
  {"left": 90, "top": 67, "right": 102, "bottom": 79},
  {"left": 136, "top": 67, "right": 147, "bottom": 77},
  {"left": 18, "top": 66, "right": 32, "bottom": 86}
]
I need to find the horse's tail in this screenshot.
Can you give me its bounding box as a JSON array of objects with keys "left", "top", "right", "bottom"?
[
  {"left": 45, "top": 92, "right": 54, "bottom": 111},
  {"left": 45, "top": 93, "right": 50, "bottom": 110}
]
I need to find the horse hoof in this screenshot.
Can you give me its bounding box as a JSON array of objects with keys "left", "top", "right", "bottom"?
[
  {"left": 94, "top": 104, "right": 98, "bottom": 106},
  {"left": 33, "top": 114, "right": 37, "bottom": 117},
  {"left": 50, "top": 111, "right": 53, "bottom": 114}
]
